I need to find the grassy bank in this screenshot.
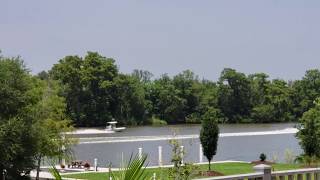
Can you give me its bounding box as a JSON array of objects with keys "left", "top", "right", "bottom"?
[{"left": 62, "top": 162, "right": 302, "bottom": 180}]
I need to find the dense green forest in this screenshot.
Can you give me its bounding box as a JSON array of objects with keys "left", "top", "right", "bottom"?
[
  {"left": 3, "top": 51, "right": 320, "bottom": 127},
  {"left": 37, "top": 52, "right": 319, "bottom": 127}
]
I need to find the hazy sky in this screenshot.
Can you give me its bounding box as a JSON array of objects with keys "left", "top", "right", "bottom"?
[{"left": 1, "top": 0, "right": 320, "bottom": 81}]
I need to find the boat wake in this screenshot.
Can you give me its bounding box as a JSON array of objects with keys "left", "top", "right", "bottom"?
[
  {"left": 78, "top": 128, "right": 298, "bottom": 144},
  {"left": 68, "top": 129, "right": 115, "bottom": 134},
  {"left": 220, "top": 127, "right": 298, "bottom": 137}
]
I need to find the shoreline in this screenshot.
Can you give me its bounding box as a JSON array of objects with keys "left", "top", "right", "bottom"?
[{"left": 72, "top": 122, "right": 298, "bottom": 129}]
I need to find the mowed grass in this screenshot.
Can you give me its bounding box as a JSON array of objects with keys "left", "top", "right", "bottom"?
[{"left": 62, "top": 162, "right": 303, "bottom": 180}]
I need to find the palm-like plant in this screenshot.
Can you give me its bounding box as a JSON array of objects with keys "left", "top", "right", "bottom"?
[
  {"left": 49, "top": 164, "right": 62, "bottom": 180},
  {"left": 109, "top": 153, "right": 152, "bottom": 180}
]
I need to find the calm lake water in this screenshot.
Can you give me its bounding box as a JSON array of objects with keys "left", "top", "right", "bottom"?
[{"left": 71, "top": 123, "right": 301, "bottom": 167}]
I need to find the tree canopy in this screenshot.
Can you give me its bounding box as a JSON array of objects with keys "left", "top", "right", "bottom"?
[
  {"left": 46, "top": 52, "right": 320, "bottom": 126},
  {"left": 296, "top": 98, "right": 320, "bottom": 158},
  {"left": 0, "top": 54, "right": 74, "bottom": 179}
]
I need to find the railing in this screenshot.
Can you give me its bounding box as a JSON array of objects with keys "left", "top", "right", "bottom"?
[
  {"left": 194, "top": 164, "right": 320, "bottom": 180},
  {"left": 272, "top": 168, "right": 320, "bottom": 180},
  {"left": 194, "top": 172, "right": 264, "bottom": 180}
]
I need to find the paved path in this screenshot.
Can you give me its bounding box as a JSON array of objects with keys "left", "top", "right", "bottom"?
[{"left": 30, "top": 171, "right": 54, "bottom": 179}]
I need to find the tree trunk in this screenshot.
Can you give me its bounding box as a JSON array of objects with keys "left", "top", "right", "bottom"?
[
  {"left": 35, "top": 155, "right": 42, "bottom": 180},
  {"left": 209, "top": 160, "right": 211, "bottom": 171},
  {"left": 1, "top": 167, "right": 5, "bottom": 180}
]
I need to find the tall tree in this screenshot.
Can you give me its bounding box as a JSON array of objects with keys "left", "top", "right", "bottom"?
[
  {"left": 265, "top": 79, "right": 294, "bottom": 122},
  {"left": 50, "top": 55, "right": 85, "bottom": 125},
  {"left": 113, "top": 74, "right": 147, "bottom": 125},
  {"left": 51, "top": 52, "right": 118, "bottom": 126},
  {"left": 0, "top": 57, "right": 31, "bottom": 120},
  {"left": 188, "top": 79, "right": 219, "bottom": 123},
  {"left": 292, "top": 69, "right": 320, "bottom": 118},
  {"left": 248, "top": 73, "right": 270, "bottom": 106},
  {"left": 217, "top": 68, "right": 252, "bottom": 123},
  {"left": 200, "top": 108, "right": 220, "bottom": 170},
  {"left": 198, "top": 80, "right": 219, "bottom": 114},
  {"left": 81, "top": 52, "right": 118, "bottom": 126},
  {"left": 0, "top": 56, "right": 38, "bottom": 179},
  {"left": 150, "top": 74, "right": 185, "bottom": 123},
  {"left": 28, "top": 79, "right": 74, "bottom": 180},
  {"left": 173, "top": 70, "right": 201, "bottom": 122}
]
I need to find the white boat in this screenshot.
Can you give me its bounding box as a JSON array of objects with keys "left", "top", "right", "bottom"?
[{"left": 106, "top": 121, "right": 126, "bottom": 132}]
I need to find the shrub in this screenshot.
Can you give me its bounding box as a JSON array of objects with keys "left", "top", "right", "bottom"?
[
  {"left": 150, "top": 117, "right": 167, "bottom": 126},
  {"left": 251, "top": 104, "right": 275, "bottom": 123},
  {"left": 84, "top": 162, "right": 90, "bottom": 169},
  {"left": 186, "top": 113, "right": 201, "bottom": 124},
  {"left": 284, "top": 149, "right": 295, "bottom": 164},
  {"left": 272, "top": 153, "right": 279, "bottom": 163},
  {"left": 239, "top": 117, "right": 253, "bottom": 123},
  {"left": 260, "top": 153, "right": 267, "bottom": 161},
  {"left": 168, "top": 136, "right": 196, "bottom": 179},
  {"left": 295, "top": 155, "right": 320, "bottom": 167}
]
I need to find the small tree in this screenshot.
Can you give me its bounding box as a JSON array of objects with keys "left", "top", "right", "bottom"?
[
  {"left": 259, "top": 153, "right": 266, "bottom": 161},
  {"left": 168, "top": 131, "right": 196, "bottom": 180},
  {"left": 200, "top": 108, "right": 220, "bottom": 171},
  {"left": 31, "top": 79, "right": 76, "bottom": 180}
]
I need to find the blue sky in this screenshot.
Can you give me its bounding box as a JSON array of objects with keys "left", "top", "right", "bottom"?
[{"left": 1, "top": 0, "right": 320, "bottom": 81}]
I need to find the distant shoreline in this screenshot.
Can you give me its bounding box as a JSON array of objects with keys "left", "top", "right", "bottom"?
[{"left": 72, "top": 121, "right": 298, "bottom": 129}]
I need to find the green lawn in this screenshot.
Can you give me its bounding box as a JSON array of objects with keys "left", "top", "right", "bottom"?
[{"left": 62, "top": 162, "right": 303, "bottom": 180}]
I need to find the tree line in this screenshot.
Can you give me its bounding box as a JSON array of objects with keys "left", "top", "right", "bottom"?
[{"left": 39, "top": 51, "right": 320, "bottom": 127}]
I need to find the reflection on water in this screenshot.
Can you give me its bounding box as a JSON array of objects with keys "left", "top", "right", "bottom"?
[{"left": 72, "top": 123, "right": 301, "bottom": 167}]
